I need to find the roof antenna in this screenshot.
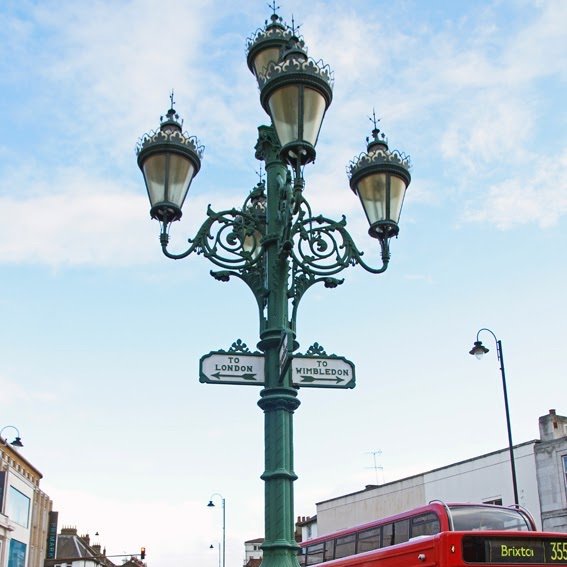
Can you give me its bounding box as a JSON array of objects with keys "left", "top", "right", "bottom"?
[{"left": 366, "top": 450, "right": 384, "bottom": 485}]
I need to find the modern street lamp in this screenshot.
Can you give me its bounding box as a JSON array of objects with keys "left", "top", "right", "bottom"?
[
  {"left": 469, "top": 328, "right": 519, "bottom": 506},
  {"left": 210, "top": 543, "right": 221, "bottom": 567},
  {"left": 0, "top": 425, "right": 24, "bottom": 447},
  {"left": 208, "top": 494, "right": 226, "bottom": 567},
  {"left": 137, "top": 8, "right": 411, "bottom": 567}
]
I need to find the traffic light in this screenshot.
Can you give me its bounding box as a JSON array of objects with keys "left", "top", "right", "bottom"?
[{"left": 140, "top": 547, "right": 146, "bottom": 560}]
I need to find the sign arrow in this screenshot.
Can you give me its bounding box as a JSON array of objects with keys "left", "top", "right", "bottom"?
[
  {"left": 299, "top": 375, "right": 345, "bottom": 384},
  {"left": 211, "top": 372, "right": 257, "bottom": 381}
]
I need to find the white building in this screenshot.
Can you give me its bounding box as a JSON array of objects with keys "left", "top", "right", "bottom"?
[
  {"left": 0, "top": 436, "right": 52, "bottom": 567},
  {"left": 311, "top": 409, "right": 567, "bottom": 538}
]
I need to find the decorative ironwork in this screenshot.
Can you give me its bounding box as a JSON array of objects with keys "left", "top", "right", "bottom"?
[
  {"left": 228, "top": 339, "right": 252, "bottom": 353},
  {"left": 257, "top": 56, "right": 334, "bottom": 90},
  {"left": 136, "top": 128, "right": 204, "bottom": 159},
  {"left": 305, "top": 343, "right": 327, "bottom": 356},
  {"left": 347, "top": 146, "right": 411, "bottom": 179}
]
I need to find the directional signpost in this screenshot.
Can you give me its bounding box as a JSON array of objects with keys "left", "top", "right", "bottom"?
[
  {"left": 291, "top": 354, "right": 355, "bottom": 389},
  {"left": 200, "top": 342, "right": 355, "bottom": 389},
  {"left": 200, "top": 351, "right": 265, "bottom": 385}
]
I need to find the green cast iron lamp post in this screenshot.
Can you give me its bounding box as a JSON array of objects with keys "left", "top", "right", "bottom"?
[{"left": 137, "top": 8, "right": 411, "bottom": 567}]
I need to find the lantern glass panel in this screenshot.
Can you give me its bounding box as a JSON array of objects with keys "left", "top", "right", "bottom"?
[
  {"left": 143, "top": 153, "right": 194, "bottom": 208},
  {"left": 243, "top": 230, "right": 262, "bottom": 259},
  {"left": 357, "top": 172, "right": 387, "bottom": 226},
  {"left": 268, "top": 85, "right": 327, "bottom": 148},
  {"left": 268, "top": 84, "right": 299, "bottom": 147},
  {"left": 389, "top": 174, "right": 407, "bottom": 223},
  {"left": 302, "top": 87, "right": 326, "bottom": 146},
  {"left": 253, "top": 47, "right": 281, "bottom": 78},
  {"left": 167, "top": 153, "right": 195, "bottom": 208},
  {"left": 143, "top": 154, "right": 167, "bottom": 207}
]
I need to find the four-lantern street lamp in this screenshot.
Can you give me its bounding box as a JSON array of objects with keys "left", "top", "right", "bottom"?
[{"left": 137, "top": 8, "right": 411, "bottom": 567}]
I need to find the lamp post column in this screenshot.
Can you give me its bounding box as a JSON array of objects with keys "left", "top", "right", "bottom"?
[
  {"left": 256, "top": 125, "right": 300, "bottom": 567},
  {"left": 495, "top": 339, "right": 519, "bottom": 506}
]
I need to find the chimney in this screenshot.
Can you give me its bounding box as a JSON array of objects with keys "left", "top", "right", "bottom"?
[{"left": 539, "top": 409, "right": 567, "bottom": 441}]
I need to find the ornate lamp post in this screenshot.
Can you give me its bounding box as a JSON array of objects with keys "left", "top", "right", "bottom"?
[
  {"left": 207, "top": 494, "right": 226, "bottom": 567},
  {"left": 137, "top": 9, "right": 411, "bottom": 567},
  {"left": 469, "top": 328, "right": 519, "bottom": 506}
]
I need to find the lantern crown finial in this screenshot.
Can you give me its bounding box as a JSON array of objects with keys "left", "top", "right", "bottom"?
[
  {"left": 366, "top": 110, "right": 389, "bottom": 153},
  {"left": 159, "top": 91, "right": 184, "bottom": 133}
]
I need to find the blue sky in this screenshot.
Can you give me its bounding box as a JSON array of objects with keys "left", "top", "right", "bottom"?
[{"left": 1, "top": 1, "right": 566, "bottom": 566}]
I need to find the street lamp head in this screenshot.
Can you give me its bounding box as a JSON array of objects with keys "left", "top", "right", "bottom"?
[
  {"left": 469, "top": 340, "right": 490, "bottom": 359},
  {"left": 0, "top": 425, "right": 23, "bottom": 447},
  {"left": 257, "top": 32, "right": 333, "bottom": 167},
  {"left": 207, "top": 500, "right": 215, "bottom": 507},
  {"left": 136, "top": 102, "right": 204, "bottom": 225},
  {"left": 347, "top": 121, "right": 411, "bottom": 241},
  {"left": 246, "top": 11, "right": 292, "bottom": 81},
  {"left": 239, "top": 181, "right": 266, "bottom": 260}
]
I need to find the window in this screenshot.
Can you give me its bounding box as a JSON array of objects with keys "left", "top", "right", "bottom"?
[
  {"left": 358, "top": 527, "right": 381, "bottom": 553},
  {"left": 324, "top": 540, "right": 334, "bottom": 562},
  {"left": 305, "top": 543, "right": 324, "bottom": 566},
  {"left": 334, "top": 535, "right": 356, "bottom": 560},
  {"left": 0, "top": 471, "right": 5, "bottom": 511},
  {"left": 393, "top": 519, "right": 410, "bottom": 545},
  {"left": 483, "top": 498, "right": 503, "bottom": 506},
  {"left": 411, "top": 513, "right": 440, "bottom": 538},
  {"left": 8, "top": 539, "right": 26, "bottom": 567},
  {"left": 563, "top": 455, "right": 567, "bottom": 490},
  {"left": 383, "top": 523, "right": 394, "bottom": 547},
  {"left": 7, "top": 486, "right": 30, "bottom": 528}
]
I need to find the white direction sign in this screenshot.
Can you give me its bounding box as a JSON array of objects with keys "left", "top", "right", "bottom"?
[
  {"left": 200, "top": 352, "right": 265, "bottom": 385},
  {"left": 291, "top": 355, "right": 355, "bottom": 389}
]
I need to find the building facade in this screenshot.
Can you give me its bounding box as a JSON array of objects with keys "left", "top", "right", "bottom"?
[
  {"left": 313, "top": 409, "right": 567, "bottom": 537},
  {"left": 535, "top": 409, "right": 567, "bottom": 531},
  {"left": 44, "top": 527, "right": 115, "bottom": 567},
  {"left": 0, "top": 440, "right": 52, "bottom": 567}
]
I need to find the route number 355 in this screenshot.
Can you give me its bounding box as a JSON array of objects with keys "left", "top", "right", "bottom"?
[{"left": 550, "top": 542, "right": 567, "bottom": 562}]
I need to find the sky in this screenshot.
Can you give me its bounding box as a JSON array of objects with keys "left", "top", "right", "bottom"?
[{"left": 0, "top": 0, "right": 566, "bottom": 566}]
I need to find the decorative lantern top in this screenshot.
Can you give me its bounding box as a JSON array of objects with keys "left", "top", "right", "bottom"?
[
  {"left": 347, "top": 124, "right": 411, "bottom": 189},
  {"left": 246, "top": 9, "right": 294, "bottom": 79},
  {"left": 136, "top": 107, "right": 204, "bottom": 162}
]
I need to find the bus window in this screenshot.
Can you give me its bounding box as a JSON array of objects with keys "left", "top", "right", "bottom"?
[
  {"left": 411, "top": 513, "right": 440, "bottom": 538},
  {"left": 393, "top": 519, "right": 410, "bottom": 545},
  {"left": 448, "top": 505, "right": 531, "bottom": 532},
  {"left": 358, "top": 527, "right": 381, "bottom": 553},
  {"left": 306, "top": 543, "right": 324, "bottom": 566},
  {"left": 335, "top": 535, "right": 356, "bottom": 560},
  {"left": 324, "top": 540, "right": 334, "bottom": 562},
  {"left": 383, "top": 523, "right": 394, "bottom": 547}
]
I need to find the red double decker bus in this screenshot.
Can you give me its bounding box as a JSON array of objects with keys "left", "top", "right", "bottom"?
[{"left": 299, "top": 502, "right": 567, "bottom": 567}]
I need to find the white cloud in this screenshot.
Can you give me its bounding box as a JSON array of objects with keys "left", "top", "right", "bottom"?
[
  {"left": 0, "top": 375, "right": 57, "bottom": 404},
  {"left": 463, "top": 149, "right": 567, "bottom": 229}
]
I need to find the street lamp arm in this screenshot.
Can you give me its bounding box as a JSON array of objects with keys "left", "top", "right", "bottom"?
[
  {"left": 289, "top": 212, "right": 390, "bottom": 278},
  {"left": 160, "top": 205, "right": 265, "bottom": 270}
]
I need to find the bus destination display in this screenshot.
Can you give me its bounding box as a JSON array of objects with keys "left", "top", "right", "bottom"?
[{"left": 463, "top": 536, "right": 567, "bottom": 564}]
